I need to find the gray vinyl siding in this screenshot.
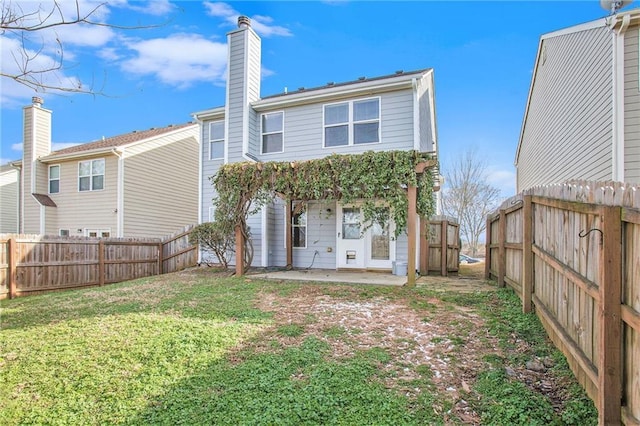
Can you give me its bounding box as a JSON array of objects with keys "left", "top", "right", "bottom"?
[
  {"left": 254, "top": 90, "right": 415, "bottom": 162},
  {"left": 227, "top": 30, "right": 247, "bottom": 163},
  {"left": 123, "top": 127, "right": 199, "bottom": 237},
  {"left": 517, "top": 26, "right": 613, "bottom": 191},
  {"left": 268, "top": 199, "right": 337, "bottom": 269},
  {"left": 624, "top": 27, "right": 640, "bottom": 182},
  {"left": 201, "top": 120, "right": 224, "bottom": 222},
  {"left": 419, "top": 85, "right": 435, "bottom": 153}
]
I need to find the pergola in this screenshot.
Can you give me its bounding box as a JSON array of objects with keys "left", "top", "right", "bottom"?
[{"left": 226, "top": 155, "right": 438, "bottom": 287}]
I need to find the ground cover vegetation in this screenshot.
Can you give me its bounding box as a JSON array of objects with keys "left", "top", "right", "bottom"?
[{"left": 0, "top": 268, "right": 596, "bottom": 425}]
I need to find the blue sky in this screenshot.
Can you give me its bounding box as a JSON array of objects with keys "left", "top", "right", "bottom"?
[{"left": 0, "top": 0, "right": 623, "bottom": 196}]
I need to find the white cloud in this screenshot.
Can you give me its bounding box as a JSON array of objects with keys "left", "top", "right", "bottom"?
[
  {"left": 11, "top": 143, "right": 23, "bottom": 152},
  {"left": 120, "top": 33, "right": 227, "bottom": 88},
  {"left": 486, "top": 168, "right": 516, "bottom": 196},
  {"left": 203, "top": 1, "right": 292, "bottom": 37},
  {"left": 127, "top": 0, "right": 176, "bottom": 16}
]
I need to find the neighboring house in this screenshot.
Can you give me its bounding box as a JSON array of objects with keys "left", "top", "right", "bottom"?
[
  {"left": 0, "top": 164, "right": 20, "bottom": 233},
  {"left": 193, "top": 16, "right": 439, "bottom": 271},
  {"left": 515, "top": 9, "right": 640, "bottom": 191},
  {"left": 5, "top": 97, "right": 199, "bottom": 238}
]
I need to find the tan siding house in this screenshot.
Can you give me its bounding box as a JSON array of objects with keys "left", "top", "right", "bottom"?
[
  {"left": 0, "top": 165, "right": 20, "bottom": 233},
  {"left": 516, "top": 11, "right": 640, "bottom": 190},
  {"left": 6, "top": 97, "right": 199, "bottom": 238}
]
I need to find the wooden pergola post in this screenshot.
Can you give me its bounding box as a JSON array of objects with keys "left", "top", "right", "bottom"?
[
  {"left": 235, "top": 225, "right": 245, "bottom": 276},
  {"left": 407, "top": 184, "right": 417, "bottom": 287},
  {"left": 285, "top": 200, "right": 293, "bottom": 269}
]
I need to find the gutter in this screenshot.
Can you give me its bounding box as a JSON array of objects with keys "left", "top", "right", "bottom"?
[{"left": 111, "top": 148, "right": 124, "bottom": 237}]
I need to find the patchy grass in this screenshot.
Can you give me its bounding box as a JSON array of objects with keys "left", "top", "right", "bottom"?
[{"left": 0, "top": 269, "right": 596, "bottom": 425}]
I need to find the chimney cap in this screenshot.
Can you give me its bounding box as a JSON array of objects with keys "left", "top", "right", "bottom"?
[
  {"left": 32, "top": 96, "right": 44, "bottom": 106},
  {"left": 238, "top": 15, "right": 251, "bottom": 28}
]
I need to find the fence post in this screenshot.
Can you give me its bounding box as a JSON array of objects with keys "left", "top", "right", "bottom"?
[
  {"left": 440, "top": 220, "right": 448, "bottom": 276},
  {"left": 598, "top": 205, "right": 622, "bottom": 425},
  {"left": 158, "top": 242, "right": 164, "bottom": 275},
  {"left": 98, "top": 240, "right": 105, "bottom": 286},
  {"left": 8, "top": 238, "right": 17, "bottom": 299},
  {"left": 484, "top": 216, "right": 491, "bottom": 279},
  {"left": 522, "top": 196, "right": 533, "bottom": 313},
  {"left": 498, "top": 209, "right": 506, "bottom": 287}
]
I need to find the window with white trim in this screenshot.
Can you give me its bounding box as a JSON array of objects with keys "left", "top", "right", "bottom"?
[
  {"left": 292, "top": 202, "right": 307, "bottom": 248},
  {"left": 59, "top": 229, "right": 69, "bottom": 237},
  {"left": 324, "top": 98, "right": 380, "bottom": 147},
  {"left": 209, "top": 121, "right": 224, "bottom": 160},
  {"left": 49, "top": 165, "right": 60, "bottom": 194},
  {"left": 78, "top": 159, "right": 105, "bottom": 191},
  {"left": 261, "top": 111, "right": 284, "bottom": 154}
]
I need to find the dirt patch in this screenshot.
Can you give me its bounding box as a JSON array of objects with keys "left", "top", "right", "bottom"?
[{"left": 253, "top": 285, "right": 500, "bottom": 423}]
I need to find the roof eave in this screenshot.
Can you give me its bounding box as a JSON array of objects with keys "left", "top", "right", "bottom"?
[
  {"left": 192, "top": 106, "right": 225, "bottom": 121},
  {"left": 39, "top": 147, "right": 119, "bottom": 163}
]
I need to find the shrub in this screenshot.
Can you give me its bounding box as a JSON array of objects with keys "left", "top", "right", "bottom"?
[{"left": 189, "top": 222, "right": 235, "bottom": 268}]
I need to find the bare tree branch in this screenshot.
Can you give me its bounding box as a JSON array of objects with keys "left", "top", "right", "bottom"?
[
  {"left": 441, "top": 149, "right": 501, "bottom": 256},
  {"left": 1, "top": 0, "right": 165, "bottom": 96}
]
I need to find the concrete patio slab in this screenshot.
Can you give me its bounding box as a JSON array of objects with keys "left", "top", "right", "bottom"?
[{"left": 249, "top": 269, "right": 407, "bottom": 286}]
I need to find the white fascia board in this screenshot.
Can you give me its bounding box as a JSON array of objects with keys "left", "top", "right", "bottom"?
[
  {"left": 119, "top": 124, "right": 199, "bottom": 151},
  {"left": 191, "top": 106, "right": 225, "bottom": 121}
]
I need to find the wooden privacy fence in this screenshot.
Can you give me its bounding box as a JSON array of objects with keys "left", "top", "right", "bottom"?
[
  {"left": 0, "top": 225, "right": 197, "bottom": 299},
  {"left": 421, "top": 216, "right": 460, "bottom": 276},
  {"left": 486, "top": 181, "right": 640, "bottom": 425}
]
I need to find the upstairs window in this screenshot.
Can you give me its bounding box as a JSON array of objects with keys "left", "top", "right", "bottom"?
[
  {"left": 209, "top": 121, "right": 224, "bottom": 160},
  {"left": 49, "top": 165, "right": 60, "bottom": 194},
  {"left": 261, "top": 111, "right": 284, "bottom": 154},
  {"left": 78, "top": 159, "right": 105, "bottom": 191},
  {"left": 324, "top": 98, "right": 380, "bottom": 148}
]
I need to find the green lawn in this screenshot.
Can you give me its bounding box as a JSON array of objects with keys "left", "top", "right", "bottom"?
[{"left": 0, "top": 269, "right": 596, "bottom": 425}]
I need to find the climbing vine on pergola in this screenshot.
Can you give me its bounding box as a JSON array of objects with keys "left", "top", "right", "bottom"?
[{"left": 210, "top": 150, "right": 438, "bottom": 279}]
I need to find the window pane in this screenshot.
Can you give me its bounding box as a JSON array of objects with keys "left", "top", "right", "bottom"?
[
  {"left": 324, "top": 103, "right": 348, "bottom": 125},
  {"left": 293, "top": 211, "right": 306, "bottom": 226},
  {"left": 262, "top": 133, "right": 283, "bottom": 153},
  {"left": 92, "top": 175, "right": 104, "bottom": 190},
  {"left": 210, "top": 141, "right": 224, "bottom": 159},
  {"left": 92, "top": 159, "right": 105, "bottom": 175},
  {"left": 293, "top": 227, "right": 306, "bottom": 248},
  {"left": 79, "top": 161, "right": 91, "bottom": 176},
  {"left": 49, "top": 180, "right": 59, "bottom": 194},
  {"left": 79, "top": 176, "right": 90, "bottom": 191},
  {"left": 354, "top": 122, "right": 379, "bottom": 144},
  {"left": 343, "top": 223, "right": 360, "bottom": 239},
  {"left": 262, "top": 112, "right": 283, "bottom": 133},
  {"left": 49, "top": 166, "right": 60, "bottom": 179},
  {"left": 325, "top": 125, "right": 348, "bottom": 147},
  {"left": 101, "top": 231, "right": 110, "bottom": 238},
  {"left": 354, "top": 99, "right": 379, "bottom": 121},
  {"left": 210, "top": 121, "right": 224, "bottom": 140}
]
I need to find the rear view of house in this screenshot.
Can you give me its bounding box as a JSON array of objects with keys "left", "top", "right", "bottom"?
[
  {"left": 193, "top": 17, "right": 439, "bottom": 272},
  {"left": 5, "top": 97, "right": 200, "bottom": 238},
  {"left": 516, "top": 9, "right": 640, "bottom": 191}
]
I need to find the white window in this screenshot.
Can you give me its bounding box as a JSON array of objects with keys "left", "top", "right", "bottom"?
[
  {"left": 261, "top": 111, "right": 284, "bottom": 154},
  {"left": 209, "top": 121, "right": 224, "bottom": 160},
  {"left": 78, "top": 159, "right": 105, "bottom": 191},
  {"left": 324, "top": 98, "right": 380, "bottom": 148},
  {"left": 208, "top": 206, "right": 215, "bottom": 222},
  {"left": 86, "top": 229, "right": 110, "bottom": 238},
  {"left": 49, "top": 165, "right": 60, "bottom": 194},
  {"left": 59, "top": 229, "right": 69, "bottom": 237},
  {"left": 285, "top": 201, "right": 307, "bottom": 249}
]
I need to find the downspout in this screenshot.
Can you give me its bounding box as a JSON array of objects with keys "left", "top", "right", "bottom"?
[
  {"left": 111, "top": 148, "right": 124, "bottom": 237},
  {"left": 611, "top": 14, "right": 630, "bottom": 181},
  {"left": 10, "top": 162, "right": 22, "bottom": 233},
  {"left": 193, "top": 115, "right": 204, "bottom": 264}
]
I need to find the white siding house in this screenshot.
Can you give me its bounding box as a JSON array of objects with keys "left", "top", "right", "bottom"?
[
  {"left": 516, "top": 10, "right": 640, "bottom": 191},
  {"left": 193, "top": 16, "right": 439, "bottom": 272}
]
